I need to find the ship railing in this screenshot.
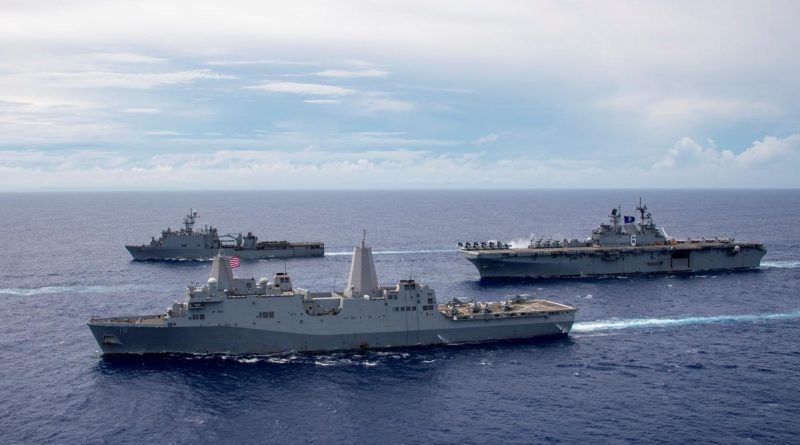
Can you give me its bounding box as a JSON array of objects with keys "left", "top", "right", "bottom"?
[
  {"left": 442, "top": 310, "right": 556, "bottom": 321},
  {"left": 89, "top": 314, "right": 166, "bottom": 324}
]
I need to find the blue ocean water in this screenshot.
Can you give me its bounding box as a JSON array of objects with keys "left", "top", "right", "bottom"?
[{"left": 1, "top": 190, "right": 799, "bottom": 444}]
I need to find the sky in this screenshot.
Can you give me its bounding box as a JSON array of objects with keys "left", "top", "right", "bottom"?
[{"left": 1, "top": 0, "right": 799, "bottom": 190}]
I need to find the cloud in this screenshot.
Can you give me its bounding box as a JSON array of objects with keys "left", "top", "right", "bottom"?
[
  {"left": 358, "top": 96, "right": 414, "bottom": 112},
  {"left": 2, "top": 134, "right": 799, "bottom": 190},
  {"left": 654, "top": 134, "right": 800, "bottom": 169},
  {"left": 123, "top": 107, "right": 161, "bottom": 114},
  {"left": 0, "top": 98, "right": 120, "bottom": 144},
  {"left": 42, "top": 69, "right": 235, "bottom": 89},
  {"left": 248, "top": 82, "right": 414, "bottom": 111},
  {"left": 0, "top": 1, "right": 797, "bottom": 190},
  {"left": 145, "top": 130, "right": 182, "bottom": 136},
  {"left": 247, "top": 81, "right": 355, "bottom": 96},
  {"left": 87, "top": 52, "right": 166, "bottom": 64},
  {"left": 313, "top": 69, "right": 389, "bottom": 78},
  {"left": 736, "top": 135, "right": 799, "bottom": 165},
  {"left": 596, "top": 95, "right": 778, "bottom": 126},
  {"left": 653, "top": 138, "right": 731, "bottom": 169},
  {"left": 205, "top": 59, "right": 317, "bottom": 66},
  {"left": 473, "top": 133, "right": 498, "bottom": 145},
  {"left": 303, "top": 99, "right": 339, "bottom": 104},
  {"left": 0, "top": 149, "right": 594, "bottom": 190}
]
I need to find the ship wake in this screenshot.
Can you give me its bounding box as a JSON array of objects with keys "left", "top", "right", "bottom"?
[
  {"left": 761, "top": 260, "right": 800, "bottom": 269},
  {"left": 573, "top": 310, "right": 800, "bottom": 334},
  {"left": 0, "top": 284, "right": 121, "bottom": 296},
  {"left": 326, "top": 249, "right": 456, "bottom": 257}
]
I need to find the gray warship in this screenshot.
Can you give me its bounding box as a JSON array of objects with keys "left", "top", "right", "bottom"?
[
  {"left": 459, "top": 200, "right": 766, "bottom": 279},
  {"left": 89, "top": 235, "right": 576, "bottom": 354},
  {"left": 125, "top": 209, "right": 324, "bottom": 260}
]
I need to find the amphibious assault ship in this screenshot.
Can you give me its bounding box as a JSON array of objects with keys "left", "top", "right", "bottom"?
[
  {"left": 459, "top": 200, "right": 766, "bottom": 279},
  {"left": 125, "top": 209, "right": 324, "bottom": 260},
  {"left": 89, "top": 234, "right": 576, "bottom": 354}
]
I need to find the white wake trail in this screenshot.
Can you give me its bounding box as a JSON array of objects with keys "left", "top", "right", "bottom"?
[
  {"left": 761, "top": 260, "right": 800, "bottom": 269},
  {"left": 0, "top": 285, "right": 117, "bottom": 296},
  {"left": 325, "top": 249, "right": 456, "bottom": 257},
  {"left": 573, "top": 310, "right": 800, "bottom": 333}
]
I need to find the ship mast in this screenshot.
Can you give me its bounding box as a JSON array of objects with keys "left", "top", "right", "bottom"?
[
  {"left": 636, "top": 197, "right": 647, "bottom": 223},
  {"left": 344, "top": 230, "right": 379, "bottom": 298},
  {"left": 183, "top": 209, "right": 197, "bottom": 233}
]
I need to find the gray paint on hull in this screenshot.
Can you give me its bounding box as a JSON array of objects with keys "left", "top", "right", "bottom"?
[
  {"left": 466, "top": 246, "right": 766, "bottom": 279},
  {"left": 88, "top": 317, "right": 574, "bottom": 354},
  {"left": 126, "top": 245, "right": 324, "bottom": 260}
]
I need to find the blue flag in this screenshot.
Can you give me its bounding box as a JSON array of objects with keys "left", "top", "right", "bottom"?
[{"left": 624, "top": 216, "right": 635, "bottom": 224}]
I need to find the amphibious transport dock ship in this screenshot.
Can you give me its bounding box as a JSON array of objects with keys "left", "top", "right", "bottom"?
[
  {"left": 459, "top": 200, "right": 766, "bottom": 279},
  {"left": 125, "top": 209, "right": 324, "bottom": 260},
  {"left": 90, "top": 235, "right": 575, "bottom": 354}
]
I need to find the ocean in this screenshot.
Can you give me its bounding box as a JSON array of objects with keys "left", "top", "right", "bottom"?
[{"left": 0, "top": 190, "right": 798, "bottom": 444}]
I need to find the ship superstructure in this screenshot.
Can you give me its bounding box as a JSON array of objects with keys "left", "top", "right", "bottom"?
[
  {"left": 459, "top": 200, "right": 766, "bottom": 279},
  {"left": 90, "top": 234, "right": 575, "bottom": 354},
  {"left": 125, "top": 209, "right": 324, "bottom": 260}
]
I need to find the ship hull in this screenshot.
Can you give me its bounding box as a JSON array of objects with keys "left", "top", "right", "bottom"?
[
  {"left": 88, "top": 315, "right": 574, "bottom": 355},
  {"left": 125, "top": 245, "right": 324, "bottom": 261},
  {"left": 463, "top": 244, "right": 766, "bottom": 279}
]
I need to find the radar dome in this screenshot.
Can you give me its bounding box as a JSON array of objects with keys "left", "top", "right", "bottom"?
[
  {"left": 207, "top": 277, "right": 218, "bottom": 288},
  {"left": 258, "top": 278, "right": 269, "bottom": 286}
]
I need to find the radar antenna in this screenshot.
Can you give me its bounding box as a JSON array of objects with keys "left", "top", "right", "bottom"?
[
  {"left": 183, "top": 209, "right": 198, "bottom": 233},
  {"left": 636, "top": 197, "right": 647, "bottom": 222}
]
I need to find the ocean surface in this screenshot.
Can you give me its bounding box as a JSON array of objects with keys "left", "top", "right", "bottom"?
[{"left": 1, "top": 190, "right": 799, "bottom": 444}]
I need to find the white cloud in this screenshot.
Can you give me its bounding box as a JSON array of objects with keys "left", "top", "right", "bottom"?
[
  {"left": 248, "top": 82, "right": 415, "bottom": 111},
  {"left": 597, "top": 95, "right": 778, "bottom": 126},
  {"left": 205, "top": 59, "right": 317, "bottom": 66},
  {"left": 314, "top": 69, "right": 389, "bottom": 78},
  {"left": 0, "top": 97, "right": 120, "bottom": 144},
  {"left": 41, "top": 69, "right": 235, "bottom": 89},
  {"left": 358, "top": 96, "right": 414, "bottom": 112},
  {"left": 304, "top": 99, "right": 339, "bottom": 104},
  {"left": 0, "top": 0, "right": 796, "bottom": 190},
  {"left": 654, "top": 134, "right": 800, "bottom": 169},
  {"left": 473, "top": 133, "right": 498, "bottom": 145},
  {"left": 123, "top": 107, "right": 161, "bottom": 114},
  {"left": 145, "top": 130, "right": 182, "bottom": 136},
  {"left": 736, "top": 135, "right": 799, "bottom": 165},
  {"left": 87, "top": 52, "right": 166, "bottom": 64},
  {"left": 247, "top": 81, "right": 355, "bottom": 96},
  {"left": 1, "top": 136, "right": 799, "bottom": 190}
]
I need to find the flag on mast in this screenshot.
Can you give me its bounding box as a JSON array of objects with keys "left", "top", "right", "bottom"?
[{"left": 229, "top": 256, "right": 241, "bottom": 268}]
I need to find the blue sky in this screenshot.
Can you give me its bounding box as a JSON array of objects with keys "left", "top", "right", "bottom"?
[{"left": 1, "top": 0, "right": 799, "bottom": 190}]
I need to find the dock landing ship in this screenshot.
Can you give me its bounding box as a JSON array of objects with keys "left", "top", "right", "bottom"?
[
  {"left": 90, "top": 235, "right": 575, "bottom": 355},
  {"left": 459, "top": 200, "right": 766, "bottom": 279},
  {"left": 125, "top": 209, "right": 323, "bottom": 260}
]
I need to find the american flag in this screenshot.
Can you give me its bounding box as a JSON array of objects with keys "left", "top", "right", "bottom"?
[{"left": 229, "top": 256, "right": 241, "bottom": 268}]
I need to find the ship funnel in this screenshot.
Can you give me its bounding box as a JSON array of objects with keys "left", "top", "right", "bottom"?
[
  {"left": 210, "top": 252, "right": 235, "bottom": 291},
  {"left": 344, "top": 231, "right": 379, "bottom": 298}
]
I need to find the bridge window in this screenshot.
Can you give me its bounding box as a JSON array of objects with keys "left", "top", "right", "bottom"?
[{"left": 257, "top": 311, "right": 275, "bottom": 318}]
